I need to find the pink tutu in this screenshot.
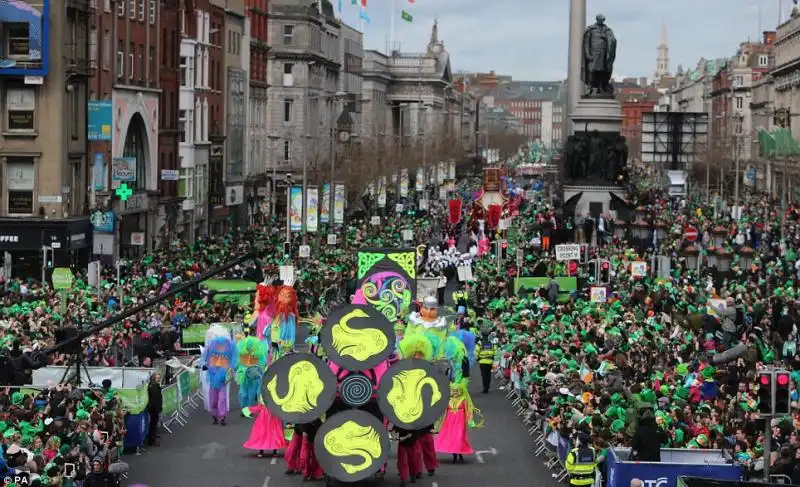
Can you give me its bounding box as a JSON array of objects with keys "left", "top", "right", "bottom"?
[
  {"left": 243, "top": 404, "right": 289, "bottom": 451},
  {"left": 434, "top": 401, "right": 473, "bottom": 454}
]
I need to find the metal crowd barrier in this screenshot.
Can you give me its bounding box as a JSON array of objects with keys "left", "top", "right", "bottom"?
[
  {"left": 498, "top": 358, "right": 572, "bottom": 484},
  {"left": 161, "top": 357, "right": 202, "bottom": 434}
]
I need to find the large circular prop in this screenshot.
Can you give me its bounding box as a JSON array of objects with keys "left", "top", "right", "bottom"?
[
  {"left": 315, "top": 409, "right": 390, "bottom": 483},
  {"left": 321, "top": 304, "right": 395, "bottom": 372},
  {"left": 262, "top": 353, "right": 336, "bottom": 423},
  {"left": 340, "top": 373, "right": 374, "bottom": 407},
  {"left": 377, "top": 358, "right": 450, "bottom": 430}
]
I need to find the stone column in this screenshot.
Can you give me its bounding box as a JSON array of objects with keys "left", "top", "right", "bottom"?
[{"left": 566, "top": 0, "right": 586, "bottom": 138}]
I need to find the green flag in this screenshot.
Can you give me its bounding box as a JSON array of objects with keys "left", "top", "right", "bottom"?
[
  {"left": 351, "top": 0, "right": 357, "bottom": 3},
  {"left": 401, "top": 9, "right": 413, "bottom": 22}
]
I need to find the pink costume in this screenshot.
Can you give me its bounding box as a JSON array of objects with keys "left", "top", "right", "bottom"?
[
  {"left": 477, "top": 237, "right": 490, "bottom": 256},
  {"left": 242, "top": 404, "right": 288, "bottom": 451},
  {"left": 434, "top": 400, "right": 474, "bottom": 454}
]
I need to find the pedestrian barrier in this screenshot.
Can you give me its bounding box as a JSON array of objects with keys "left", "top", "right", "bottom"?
[{"left": 161, "top": 357, "right": 202, "bottom": 434}]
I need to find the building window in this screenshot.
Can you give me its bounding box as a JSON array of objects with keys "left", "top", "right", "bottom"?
[
  {"left": 149, "top": 46, "right": 155, "bottom": 84},
  {"left": 6, "top": 157, "right": 34, "bottom": 215},
  {"left": 284, "top": 25, "right": 294, "bottom": 45},
  {"left": 179, "top": 56, "right": 187, "bottom": 86},
  {"left": 70, "top": 88, "right": 79, "bottom": 139},
  {"left": 118, "top": 0, "right": 124, "bottom": 16},
  {"left": 137, "top": 44, "right": 143, "bottom": 81},
  {"left": 283, "top": 63, "right": 293, "bottom": 86},
  {"left": 102, "top": 31, "right": 110, "bottom": 70},
  {"left": 735, "top": 75, "right": 743, "bottom": 87},
  {"left": 116, "top": 41, "right": 123, "bottom": 77},
  {"left": 149, "top": 0, "right": 156, "bottom": 24},
  {"left": 138, "top": 0, "right": 145, "bottom": 21},
  {"left": 178, "top": 109, "right": 187, "bottom": 142},
  {"left": 129, "top": 43, "right": 134, "bottom": 80},
  {"left": 178, "top": 167, "right": 192, "bottom": 198},
  {"left": 759, "top": 55, "right": 768, "bottom": 67},
  {"left": 129, "top": 0, "right": 135, "bottom": 19},
  {"left": 735, "top": 96, "right": 743, "bottom": 110},
  {"left": 5, "top": 23, "right": 29, "bottom": 59},
  {"left": 283, "top": 139, "right": 291, "bottom": 162},
  {"left": 5, "top": 87, "right": 35, "bottom": 132},
  {"left": 104, "top": 0, "right": 110, "bottom": 12},
  {"left": 283, "top": 99, "right": 292, "bottom": 122}
]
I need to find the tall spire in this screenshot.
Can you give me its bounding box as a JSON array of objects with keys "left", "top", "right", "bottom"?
[
  {"left": 654, "top": 19, "right": 670, "bottom": 83},
  {"left": 430, "top": 19, "right": 439, "bottom": 45}
]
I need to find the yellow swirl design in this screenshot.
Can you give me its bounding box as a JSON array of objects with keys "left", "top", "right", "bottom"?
[
  {"left": 331, "top": 309, "right": 388, "bottom": 361},
  {"left": 266, "top": 360, "right": 324, "bottom": 413},
  {"left": 386, "top": 369, "right": 442, "bottom": 424},
  {"left": 323, "top": 421, "right": 382, "bottom": 474}
]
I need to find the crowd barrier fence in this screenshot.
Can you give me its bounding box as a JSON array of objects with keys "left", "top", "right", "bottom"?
[{"left": 161, "top": 358, "right": 202, "bottom": 434}]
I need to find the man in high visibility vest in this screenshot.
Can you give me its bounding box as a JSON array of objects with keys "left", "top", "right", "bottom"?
[
  {"left": 565, "top": 432, "right": 597, "bottom": 487},
  {"left": 477, "top": 330, "right": 496, "bottom": 394}
]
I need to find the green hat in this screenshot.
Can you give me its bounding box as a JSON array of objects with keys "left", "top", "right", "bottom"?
[
  {"left": 611, "top": 419, "right": 625, "bottom": 433},
  {"left": 75, "top": 409, "right": 90, "bottom": 420},
  {"left": 11, "top": 392, "right": 23, "bottom": 405},
  {"left": 641, "top": 388, "right": 657, "bottom": 404},
  {"left": 701, "top": 365, "right": 716, "bottom": 381}
]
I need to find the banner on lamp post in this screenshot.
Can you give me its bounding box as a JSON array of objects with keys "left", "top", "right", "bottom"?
[
  {"left": 289, "top": 186, "right": 303, "bottom": 232},
  {"left": 320, "top": 183, "right": 331, "bottom": 224},
  {"left": 415, "top": 167, "right": 424, "bottom": 191},
  {"left": 306, "top": 186, "right": 319, "bottom": 233},
  {"left": 400, "top": 168, "right": 409, "bottom": 197},
  {"left": 333, "top": 183, "right": 345, "bottom": 224},
  {"left": 438, "top": 162, "right": 447, "bottom": 184}
]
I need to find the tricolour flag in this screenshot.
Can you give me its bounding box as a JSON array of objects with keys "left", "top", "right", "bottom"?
[
  {"left": 579, "top": 364, "right": 593, "bottom": 384},
  {"left": 401, "top": 9, "right": 413, "bottom": 22},
  {"left": 359, "top": 8, "right": 370, "bottom": 23}
]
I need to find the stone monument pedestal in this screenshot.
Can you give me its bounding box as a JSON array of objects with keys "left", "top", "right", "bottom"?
[
  {"left": 561, "top": 95, "right": 629, "bottom": 220},
  {"left": 570, "top": 96, "right": 623, "bottom": 134}
]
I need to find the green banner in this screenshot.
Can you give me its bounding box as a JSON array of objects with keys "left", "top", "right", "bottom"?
[
  {"left": 162, "top": 384, "right": 179, "bottom": 415},
  {"left": 181, "top": 322, "right": 244, "bottom": 344},
  {"left": 189, "top": 371, "right": 200, "bottom": 392},
  {"left": 514, "top": 277, "right": 577, "bottom": 303},
  {"left": 178, "top": 372, "right": 190, "bottom": 399},
  {"left": 116, "top": 383, "right": 149, "bottom": 414}
]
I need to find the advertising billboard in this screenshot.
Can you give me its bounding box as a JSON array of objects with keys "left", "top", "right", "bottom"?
[{"left": 0, "top": 1, "right": 50, "bottom": 76}]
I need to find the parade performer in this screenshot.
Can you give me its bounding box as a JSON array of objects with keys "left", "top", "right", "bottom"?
[
  {"left": 298, "top": 418, "right": 324, "bottom": 481},
  {"left": 235, "top": 336, "right": 267, "bottom": 408},
  {"left": 269, "top": 285, "right": 299, "bottom": 361},
  {"left": 392, "top": 426, "right": 421, "bottom": 486},
  {"left": 434, "top": 378, "right": 482, "bottom": 463},
  {"left": 406, "top": 296, "right": 448, "bottom": 345},
  {"left": 416, "top": 424, "right": 438, "bottom": 477},
  {"left": 202, "top": 333, "right": 235, "bottom": 425},
  {"left": 199, "top": 324, "right": 233, "bottom": 413},
  {"left": 284, "top": 423, "right": 304, "bottom": 475},
  {"left": 250, "top": 281, "right": 276, "bottom": 344},
  {"left": 242, "top": 400, "right": 288, "bottom": 458},
  {"left": 444, "top": 336, "right": 468, "bottom": 382}
]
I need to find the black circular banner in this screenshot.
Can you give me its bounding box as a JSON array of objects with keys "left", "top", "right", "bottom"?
[
  {"left": 315, "top": 409, "right": 390, "bottom": 483},
  {"left": 320, "top": 304, "right": 395, "bottom": 372},
  {"left": 262, "top": 353, "right": 337, "bottom": 423},
  {"left": 340, "top": 373, "right": 374, "bottom": 407},
  {"left": 377, "top": 358, "right": 451, "bottom": 430}
]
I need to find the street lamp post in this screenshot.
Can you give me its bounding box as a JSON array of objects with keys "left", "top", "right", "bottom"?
[
  {"left": 329, "top": 92, "right": 348, "bottom": 233},
  {"left": 268, "top": 131, "right": 281, "bottom": 217},
  {"left": 734, "top": 113, "right": 743, "bottom": 209},
  {"left": 285, "top": 173, "right": 293, "bottom": 247}
]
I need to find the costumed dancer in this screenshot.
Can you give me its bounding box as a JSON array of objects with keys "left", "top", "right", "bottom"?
[
  {"left": 202, "top": 334, "right": 236, "bottom": 425},
  {"left": 406, "top": 296, "right": 449, "bottom": 347},
  {"left": 270, "top": 285, "right": 299, "bottom": 362},
  {"left": 284, "top": 422, "right": 304, "bottom": 475},
  {"left": 397, "top": 333, "right": 439, "bottom": 477},
  {"left": 392, "top": 426, "right": 421, "bottom": 487},
  {"left": 434, "top": 378, "right": 483, "bottom": 463},
  {"left": 235, "top": 336, "right": 267, "bottom": 408},
  {"left": 241, "top": 399, "right": 288, "bottom": 458},
  {"left": 249, "top": 281, "right": 277, "bottom": 346},
  {"left": 198, "top": 324, "right": 233, "bottom": 414},
  {"left": 454, "top": 328, "right": 477, "bottom": 379},
  {"left": 298, "top": 418, "right": 324, "bottom": 481},
  {"left": 444, "top": 335, "right": 468, "bottom": 382}
]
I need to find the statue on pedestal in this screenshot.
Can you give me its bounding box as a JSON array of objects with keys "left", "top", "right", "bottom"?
[{"left": 582, "top": 14, "right": 617, "bottom": 97}]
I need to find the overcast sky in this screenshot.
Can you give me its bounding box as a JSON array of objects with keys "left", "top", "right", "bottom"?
[{"left": 338, "top": 0, "right": 786, "bottom": 81}]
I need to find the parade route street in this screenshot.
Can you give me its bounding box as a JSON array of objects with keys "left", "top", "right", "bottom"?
[{"left": 125, "top": 379, "right": 560, "bottom": 487}]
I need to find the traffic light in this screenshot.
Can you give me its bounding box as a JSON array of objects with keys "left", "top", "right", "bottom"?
[
  {"left": 599, "top": 260, "right": 610, "bottom": 284},
  {"left": 757, "top": 372, "right": 773, "bottom": 414},
  {"left": 500, "top": 240, "right": 508, "bottom": 260},
  {"left": 775, "top": 371, "right": 792, "bottom": 415},
  {"left": 283, "top": 241, "right": 291, "bottom": 257}
]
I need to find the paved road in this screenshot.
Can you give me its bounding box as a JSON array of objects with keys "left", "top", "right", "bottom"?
[{"left": 124, "top": 379, "right": 560, "bottom": 487}]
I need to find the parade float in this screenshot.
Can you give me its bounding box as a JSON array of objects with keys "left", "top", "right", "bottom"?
[{"left": 469, "top": 168, "right": 524, "bottom": 232}]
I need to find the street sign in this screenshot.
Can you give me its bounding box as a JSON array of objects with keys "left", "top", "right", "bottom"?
[
  {"left": 515, "top": 248, "right": 523, "bottom": 267},
  {"left": 370, "top": 216, "right": 380, "bottom": 226},
  {"left": 684, "top": 226, "right": 698, "bottom": 242},
  {"left": 51, "top": 267, "right": 74, "bottom": 290},
  {"left": 327, "top": 234, "right": 337, "bottom": 245},
  {"left": 298, "top": 245, "right": 310, "bottom": 258},
  {"left": 555, "top": 244, "right": 581, "bottom": 261}
]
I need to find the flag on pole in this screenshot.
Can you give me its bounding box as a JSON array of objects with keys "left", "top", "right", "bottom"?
[
  {"left": 338, "top": 0, "right": 342, "bottom": 14},
  {"left": 361, "top": 0, "right": 367, "bottom": 6},
  {"left": 401, "top": 9, "right": 413, "bottom": 22},
  {"left": 408, "top": 0, "right": 414, "bottom": 3},
  {"left": 351, "top": 0, "right": 357, "bottom": 4},
  {"left": 359, "top": 8, "right": 371, "bottom": 22}
]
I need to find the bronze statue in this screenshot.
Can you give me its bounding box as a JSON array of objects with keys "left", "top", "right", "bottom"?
[{"left": 582, "top": 14, "right": 617, "bottom": 96}]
